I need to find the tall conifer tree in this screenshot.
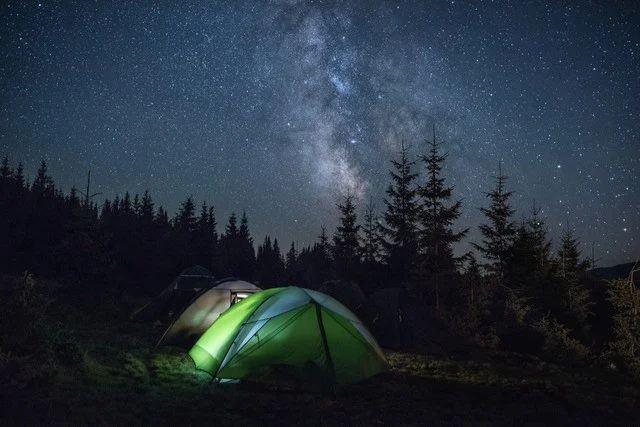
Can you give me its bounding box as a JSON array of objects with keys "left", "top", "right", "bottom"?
[
  {"left": 379, "top": 141, "right": 420, "bottom": 283},
  {"left": 332, "top": 193, "right": 361, "bottom": 280},
  {"left": 415, "top": 126, "right": 468, "bottom": 306},
  {"left": 473, "top": 162, "right": 517, "bottom": 287}
]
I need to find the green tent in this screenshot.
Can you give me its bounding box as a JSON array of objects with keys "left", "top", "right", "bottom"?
[{"left": 189, "top": 287, "right": 388, "bottom": 391}]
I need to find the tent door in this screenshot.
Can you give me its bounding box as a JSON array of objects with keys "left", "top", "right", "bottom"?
[{"left": 231, "top": 291, "right": 251, "bottom": 305}]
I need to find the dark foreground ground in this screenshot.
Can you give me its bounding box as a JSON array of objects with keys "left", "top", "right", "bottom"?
[{"left": 1, "top": 291, "right": 639, "bottom": 426}]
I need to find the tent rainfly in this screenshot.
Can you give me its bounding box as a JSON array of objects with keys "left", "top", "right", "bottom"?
[
  {"left": 189, "top": 287, "right": 388, "bottom": 391},
  {"left": 156, "top": 278, "right": 262, "bottom": 349}
]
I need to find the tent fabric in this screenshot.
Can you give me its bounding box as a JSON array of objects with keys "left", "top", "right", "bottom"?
[
  {"left": 156, "top": 278, "right": 261, "bottom": 349},
  {"left": 189, "top": 287, "right": 388, "bottom": 391},
  {"left": 130, "top": 265, "right": 216, "bottom": 325}
]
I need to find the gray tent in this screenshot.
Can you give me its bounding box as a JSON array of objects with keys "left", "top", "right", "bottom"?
[
  {"left": 155, "top": 278, "right": 261, "bottom": 349},
  {"left": 317, "top": 280, "right": 367, "bottom": 315},
  {"left": 131, "top": 266, "right": 217, "bottom": 325}
]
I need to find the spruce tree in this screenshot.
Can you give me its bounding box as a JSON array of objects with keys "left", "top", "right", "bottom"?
[
  {"left": 176, "top": 195, "right": 197, "bottom": 233},
  {"left": 361, "top": 198, "right": 382, "bottom": 265},
  {"left": 508, "top": 219, "right": 536, "bottom": 291},
  {"left": 225, "top": 212, "right": 238, "bottom": 237},
  {"left": 0, "top": 156, "right": 11, "bottom": 181},
  {"left": 286, "top": 241, "right": 297, "bottom": 271},
  {"left": 32, "top": 160, "right": 54, "bottom": 195},
  {"left": 472, "top": 162, "right": 517, "bottom": 287},
  {"left": 14, "top": 163, "right": 25, "bottom": 190},
  {"left": 195, "top": 202, "right": 217, "bottom": 270},
  {"left": 415, "top": 126, "right": 468, "bottom": 307},
  {"left": 318, "top": 225, "right": 330, "bottom": 257},
  {"left": 239, "top": 210, "right": 253, "bottom": 245},
  {"left": 155, "top": 206, "right": 170, "bottom": 230},
  {"left": 554, "top": 221, "right": 592, "bottom": 333},
  {"left": 312, "top": 226, "right": 333, "bottom": 286},
  {"left": 379, "top": 141, "right": 420, "bottom": 283},
  {"left": 139, "top": 190, "right": 155, "bottom": 226},
  {"left": 256, "top": 236, "right": 277, "bottom": 286},
  {"left": 523, "top": 201, "right": 555, "bottom": 309},
  {"left": 285, "top": 241, "right": 298, "bottom": 283},
  {"left": 332, "top": 193, "right": 361, "bottom": 280},
  {"left": 527, "top": 201, "right": 553, "bottom": 273}
]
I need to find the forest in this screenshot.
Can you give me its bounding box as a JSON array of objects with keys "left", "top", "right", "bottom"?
[{"left": 1, "top": 134, "right": 639, "bottom": 424}]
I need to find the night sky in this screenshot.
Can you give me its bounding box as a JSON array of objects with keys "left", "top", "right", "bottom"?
[{"left": 1, "top": 1, "right": 638, "bottom": 266}]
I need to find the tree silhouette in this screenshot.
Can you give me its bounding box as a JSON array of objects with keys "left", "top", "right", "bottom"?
[
  {"left": 332, "top": 193, "right": 361, "bottom": 281},
  {"left": 415, "top": 126, "right": 468, "bottom": 307},
  {"left": 554, "top": 221, "right": 592, "bottom": 335},
  {"left": 379, "top": 141, "right": 420, "bottom": 284},
  {"left": 473, "top": 162, "right": 517, "bottom": 288}
]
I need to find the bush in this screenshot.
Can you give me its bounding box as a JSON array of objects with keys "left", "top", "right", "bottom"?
[
  {"left": 0, "top": 272, "right": 83, "bottom": 384},
  {"left": 533, "top": 314, "right": 591, "bottom": 366},
  {"left": 606, "top": 269, "right": 640, "bottom": 377}
]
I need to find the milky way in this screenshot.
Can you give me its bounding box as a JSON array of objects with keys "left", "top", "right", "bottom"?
[{"left": 1, "top": 1, "right": 638, "bottom": 265}]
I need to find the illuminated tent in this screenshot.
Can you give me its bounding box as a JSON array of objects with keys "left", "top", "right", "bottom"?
[
  {"left": 189, "top": 287, "right": 388, "bottom": 391},
  {"left": 156, "top": 278, "right": 261, "bottom": 349},
  {"left": 131, "top": 266, "right": 216, "bottom": 325}
]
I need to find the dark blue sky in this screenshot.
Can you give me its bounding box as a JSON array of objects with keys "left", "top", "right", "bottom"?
[{"left": 1, "top": 0, "right": 638, "bottom": 266}]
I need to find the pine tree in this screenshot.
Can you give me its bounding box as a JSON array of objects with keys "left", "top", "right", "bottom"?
[
  {"left": 155, "top": 206, "right": 169, "bottom": 229},
  {"left": 0, "top": 157, "right": 13, "bottom": 202},
  {"left": 256, "top": 236, "right": 277, "bottom": 286},
  {"left": 139, "top": 190, "right": 155, "bottom": 226},
  {"left": 527, "top": 201, "right": 553, "bottom": 273},
  {"left": 519, "top": 201, "right": 556, "bottom": 310},
  {"left": 361, "top": 198, "right": 382, "bottom": 265},
  {"left": 112, "top": 195, "right": 121, "bottom": 217},
  {"left": 554, "top": 221, "right": 592, "bottom": 333},
  {"left": 0, "top": 156, "right": 12, "bottom": 181},
  {"left": 121, "top": 192, "right": 134, "bottom": 220},
  {"left": 379, "top": 141, "right": 420, "bottom": 283},
  {"left": 472, "top": 162, "right": 517, "bottom": 287},
  {"left": 176, "top": 195, "right": 197, "bottom": 233},
  {"left": 225, "top": 212, "right": 238, "bottom": 237},
  {"left": 318, "top": 225, "right": 330, "bottom": 255},
  {"left": 332, "top": 193, "right": 361, "bottom": 280},
  {"left": 31, "top": 160, "right": 54, "bottom": 195},
  {"left": 133, "top": 194, "right": 141, "bottom": 217},
  {"left": 208, "top": 206, "right": 218, "bottom": 244},
  {"left": 286, "top": 241, "right": 297, "bottom": 271},
  {"left": 273, "top": 238, "right": 284, "bottom": 266},
  {"left": 101, "top": 199, "right": 112, "bottom": 219},
  {"left": 285, "top": 241, "right": 298, "bottom": 283},
  {"left": 14, "top": 163, "right": 25, "bottom": 190},
  {"left": 415, "top": 126, "right": 468, "bottom": 307},
  {"left": 239, "top": 210, "right": 253, "bottom": 245},
  {"left": 219, "top": 211, "right": 254, "bottom": 278}
]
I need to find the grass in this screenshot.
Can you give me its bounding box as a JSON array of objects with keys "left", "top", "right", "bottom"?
[{"left": 1, "top": 289, "right": 639, "bottom": 426}]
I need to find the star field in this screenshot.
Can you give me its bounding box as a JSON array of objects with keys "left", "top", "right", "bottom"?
[{"left": 1, "top": 1, "right": 638, "bottom": 266}]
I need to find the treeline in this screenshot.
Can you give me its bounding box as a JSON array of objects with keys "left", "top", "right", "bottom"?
[
  {"left": 0, "top": 158, "right": 256, "bottom": 292},
  {"left": 1, "top": 125, "right": 638, "bottom": 376}
]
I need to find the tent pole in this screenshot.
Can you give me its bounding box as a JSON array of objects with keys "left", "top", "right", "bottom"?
[{"left": 315, "top": 302, "right": 336, "bottom": 394}]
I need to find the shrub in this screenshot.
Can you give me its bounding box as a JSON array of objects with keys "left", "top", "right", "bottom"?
[
  {"left": 533, "top": 314, "right": 591, "bottom": 366},
  {"left": 606, "top": 268, "right": 640, "bottom": 377},
  {"left": 0, "top": 272, "right": 83, "bottom": 384}
]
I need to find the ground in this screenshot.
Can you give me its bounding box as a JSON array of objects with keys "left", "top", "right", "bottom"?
[{"left": 1, "top": 290, "right": 639, "bottom": 426}]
